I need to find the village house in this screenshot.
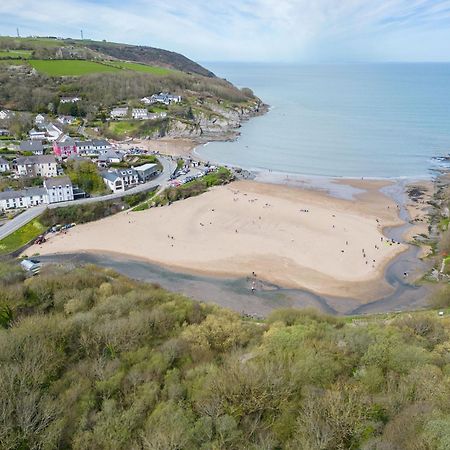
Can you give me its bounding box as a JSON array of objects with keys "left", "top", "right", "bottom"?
[
  {"left": 75, "top": 139, "right": 111, "bottom": 156},
  {"left": 53, "top": 135, "right": 77, "bottom": 157},
  {"left": 148, "top": 112, "right": 168, "bottom": 120},
  {"left": 34, "top": 114, "right": 46, "bottom": 126},
  {"left": 0, "top": 129, "right": 9, "bottom": 136},
  {"left": 0, "top": 157, "right": 10, "bottom": 172},
  {"left": 134, "top": 163, "right": 159, "bottom": 182},
  {"left": 20, "top": 140, "right": 44, "bottom": 155},
  {"left": 44, "top": 176, "right": 74, "bottom": 204},
  {"left": 101, "top": 169, "right": 139, "bottom": 193},
  {"left": 110, "top": 107, "right": 129, "bottom": 119},
  {"left": 142, "top": 93, "right": 182, "bottom": 105},
  {"left": 0, "top": 187, "right": 47, "bottom": 210},
  {"left": 60, "top": 96, "right": 81, "bottom": 104},
  {"left": 29, "top": 129, "right": 47, "bottom": 140},
  {"left": 132, "top": 108, "right": 149, "bottom": 120},
  {"left": 45, "top": 123, "right": 63, "bottom": 142},
  {"left": 97, "top": 150, "right": 124, "bottom": 167},
  {"left": 57, "top": 115, "right": 75, "bottom": 125},
  {"left": 0, "top": 176, "right": 75, "bottom": 211},
  {"left": 16, "top": 155, "right": 58, "bottom": 178},
  {"left": 0, "top": 110, "right": 13, "bottom": 120}
]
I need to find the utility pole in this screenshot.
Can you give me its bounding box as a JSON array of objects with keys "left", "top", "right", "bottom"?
[
  {"left": 80, "top": 29, "right": 83, "bottom": 40},
  {"left": 16, "top": 27, "right": 20, "bottom": 38}
]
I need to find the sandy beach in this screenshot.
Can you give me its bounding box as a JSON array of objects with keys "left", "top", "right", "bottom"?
[{"left": 28, "top": 179, "right": 408, "bottom": 300}]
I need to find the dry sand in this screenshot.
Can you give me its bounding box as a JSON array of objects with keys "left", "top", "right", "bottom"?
[{"left": 28, "top": 180, "right": 408, "bottom": 300}]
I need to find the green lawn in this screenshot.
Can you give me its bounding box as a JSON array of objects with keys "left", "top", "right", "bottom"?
[
  {"left": 29, "top": 59, "right": 122, "bottom": 76},
  {"left": 0, "top": 218, "right": 46, "bottom": 255},
  {"left": 108, "top": 61, "right": 173, "bottom": 75},
  {"left": 108, "top": 120, "right": 140, "bottom": 137},
  {"left": 0, "top": 49, "right": 32, "bottom": 59}
]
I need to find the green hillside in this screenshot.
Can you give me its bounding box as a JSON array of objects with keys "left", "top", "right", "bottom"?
[
  {"left": 0, "top": 35, "right": 214, "bottom": 76},
  {"left": 29, "top": 59, "right": 122, "bottom": 76},
  {"left": 0, "top": 261, "right": 449, "bottom": 449}
]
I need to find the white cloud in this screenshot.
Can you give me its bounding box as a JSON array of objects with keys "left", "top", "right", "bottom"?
[{"left": 1, "top": 0, "right": 450, "bottom": 61}]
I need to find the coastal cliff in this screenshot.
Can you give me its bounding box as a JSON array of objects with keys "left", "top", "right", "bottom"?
[{"left": 148, "top": 99, "right": 267, "bottom": 140}]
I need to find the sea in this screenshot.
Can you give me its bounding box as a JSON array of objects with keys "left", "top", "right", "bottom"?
[{"left": 195, "top": 63, "right": 450, "bottom": 179}]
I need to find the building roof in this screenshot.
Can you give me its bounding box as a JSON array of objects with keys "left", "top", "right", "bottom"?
[
  {"left": 19, "top": 140, "right": 44, "bottom": 152},
  {"left": 0, "top": 187, "right": 46, "bottom": 200},
  {"left": 0, "top": 157, "right": 9, "bottom": 165},
  {"left": 98, "top": 150, "right": 123, "bottom": 162},
  {"left": 135, "top": 163, "right": 158, "bottom": 172},
  {"left": 101, "top": 171, "right": 122, "bottom": 182},
  {"left": 92, "top": 139, "right": 110, "bottom": 147},
  {"left": 44, "top": 176, "right": 72, "bottom": 189},
  {"left": 117, "top": 168, "right": 138, "bottom": 177},
  {"left": 55, "top": 134, "right": 76, "bottom": 145},
  {"left": 16, "top": 155, "right": 57, "bottom": 165}
]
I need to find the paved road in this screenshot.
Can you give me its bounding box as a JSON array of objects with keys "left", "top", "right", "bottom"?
[
  {"left": 0, "top": 156, "right": 177, "bottom": 240},
  {"left": 0, "top": 205, "right": 46, "bottom": 241}
]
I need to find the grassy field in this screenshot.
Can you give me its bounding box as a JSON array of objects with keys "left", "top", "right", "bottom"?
[
  {"left": 108, "top": 60, "right": 173, "bottom": 75},
  {"left": 29, "top": 59, "right": 122, "bottom": 76},
  {"left": 0, "top": 218, "right": 45, "bottom": 255},
  {"left": 107, "top": 120, "right": 141, "bottom": 137},
  {"left": 0, "top": 36, "right": 64, "bottom": 47},
  {"left": 0, "top": 49, "right": 32, "bottom": 59}
]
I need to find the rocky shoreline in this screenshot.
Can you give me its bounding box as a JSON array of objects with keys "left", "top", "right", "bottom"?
[{"left": 146, "top": 99, "right": 269, "bottom": 141}]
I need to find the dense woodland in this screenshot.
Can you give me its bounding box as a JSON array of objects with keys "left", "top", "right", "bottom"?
[
  {"left": 0, "top": 260, "right": 449, "bottom": 449},
  {"left": 0, "top": 61, "right": 254, "bottom": 115}
]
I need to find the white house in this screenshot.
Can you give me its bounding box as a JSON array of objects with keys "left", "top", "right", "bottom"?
[
  {"left": 57, "top": 115, "right": 75, "bottom": 125},
  {"left": 0, "top": 187, "right": 47, "bottom": 211},
  {"left": 132, "top": 108, "right": 149, "bottom": 120},
  {"left": 29, "top": 129, "right": 47, "bottom": 140},
  {"left": 16, "top": 155, "right": 58, "bottom": 178},
  {"left": 44, "top": 176, "right": 74, "bottom": 204},
  {"left": 19, "top": 140, "right": 44, "bottom": 155},
  {"left": 135, "top": 163, "right": 158, "bottom": 181},
  {"left": 60, "top": 96, "right": 81, "bottom": 104},
  {"left": 98, "top": 150, "right": 124, "bottom": 166},
  {"left": 34, "top": 114, "right": 46, "bottom": 125},
  {"left": 0, "top": 110, "right": 13, "bottom": 120},
  {"left": 0, "top": 176, "right": 75, "bottom": 210},
  {"left": 75, "top": 139, "right": 111, "bottom": 156},
  {"left": 110, "top": 107, "right": 129, "bottom": 119},
  {"left": 142, "top": 93, "right": 182, "bottom": 105},
  {"left": 0, "top": 157, "right": 10, "bottom": 172},
  {"left": 101, "top": 169, "right": 139, "bottom": 193},
  {"left": 45, "top": 123, "right": 63, "bottom": 142}
]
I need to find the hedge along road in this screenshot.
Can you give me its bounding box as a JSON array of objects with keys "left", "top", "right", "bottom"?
[{"left": 0, "top": 156, "right": 177, "bottom": 241}]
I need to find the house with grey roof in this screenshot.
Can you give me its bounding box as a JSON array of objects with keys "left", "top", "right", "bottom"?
[
  {"left": 60, "top": 96, "right": 80, "bottom": 104},
  {"left": 29, "top": 129, "right": 47, "bottom": 140},
  {"left": 16, "top": 155, "right": 58, "bottom": 178},
  {"left": 110, "top": 107, "right": 129, "bottom": 119},
  {"left": 20, "top": 140, "right": 44, "bottom": 155},
  {"left": 98, "top": 150, "right": 124, "bottom": 167},
  {"left": 0, "top": 157, "right": 10, "bottom": 173},
  {"left": 101, "top": 169, "right": 139, "bottom": 193},
  {"left": 135, "top": 163, "right": 159, "bottom": 181},
  {"left": 44, "top": 176, "right": 74, "bottom": 204},
  {"left": 76, "top": 139, "right": 111, "bottom": 155},
  {"left": 0, "top": 187, "right": 47, "bottom": 211}
]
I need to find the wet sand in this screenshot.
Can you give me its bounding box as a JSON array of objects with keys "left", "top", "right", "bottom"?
[{"left": 27, "top": 179, "right": 408, "bottom": 301}]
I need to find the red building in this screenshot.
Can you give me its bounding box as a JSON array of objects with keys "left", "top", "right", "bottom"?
[{"left": 53, "top": 135, "right": 77, "bottom": 157}]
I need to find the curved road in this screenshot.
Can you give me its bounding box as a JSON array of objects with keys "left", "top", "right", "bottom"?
[{"left": 0, "top": 156, "right": 177, "bottom": 241}]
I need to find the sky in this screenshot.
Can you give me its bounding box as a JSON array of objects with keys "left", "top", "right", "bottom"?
[{"left": 1, "top": 0, "right": 450, "bottom": 62}]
